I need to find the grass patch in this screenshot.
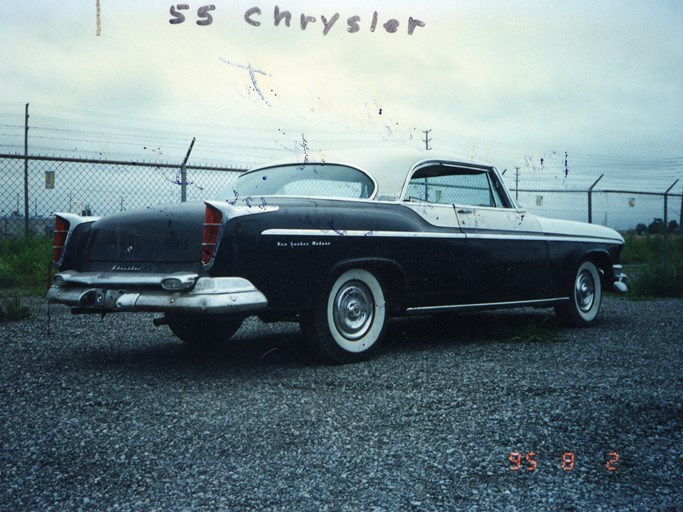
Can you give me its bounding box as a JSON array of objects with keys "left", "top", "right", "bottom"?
[
  {"left": 0, "top": 296, "right": 31, "bottom": 323},
  {"left": 629, "top": 262, "right": 683, "bottom": 298},
  {"left": 504, "top": 317, "right": 560, "bottom": 343},
  {"left": 621, "top": 233, "right": 683, "bottom": 298},
  {"left": 0, "top": 235, "right": 53, "bottom": 296},
  {"left": 621, "top": 233, "right": 683, "bottom": 265}
]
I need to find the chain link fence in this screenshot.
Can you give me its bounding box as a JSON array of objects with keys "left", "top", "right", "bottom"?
[
  {"left": 1, "top": 153, "right": 681, "bottom": 237},
  {"left": 1, "top": 154, "right": 245, "bottom": 237},
  {"left": 511, "top": 187, "right": 682, "bottom": 233}
]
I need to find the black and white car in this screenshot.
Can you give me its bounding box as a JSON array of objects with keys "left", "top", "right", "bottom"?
[{"left": 48, "top": 149, "right": 628, "bottom": 363}]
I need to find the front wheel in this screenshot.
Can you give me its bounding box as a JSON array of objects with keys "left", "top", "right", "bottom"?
[
  {"left": 165, "top": 313, "right": 243, "bottom": 346},
  {"left": 302, "top": 269, "right": 388, "bottom": 364},
  {"left": 555, "top": 261, "right": 602, "bottom": 326}
]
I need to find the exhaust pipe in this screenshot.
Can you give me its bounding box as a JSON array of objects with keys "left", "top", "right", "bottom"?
[
  {"left": 152, "top": 316, "right": 168, "bottom": 327},
  {"left": 78, "top": 289, "right": 100, "bottom": 308}
]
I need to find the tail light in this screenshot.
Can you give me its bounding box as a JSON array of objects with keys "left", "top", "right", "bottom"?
[
  {"left": 53, "top": 215, "right": 70, "bottom": 263},
  {"left": 202, "top": 203, "right": 223, "bottom": 265}
]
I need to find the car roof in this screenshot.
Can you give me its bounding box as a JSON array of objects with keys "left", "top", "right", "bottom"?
[{"left": 252, "top": 148, "right": 494, "bottom": 200}]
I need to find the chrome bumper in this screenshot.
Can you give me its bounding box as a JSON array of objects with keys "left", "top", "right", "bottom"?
[
  {"left": 612, "top": 264, "right": 628, "bottom": 293},
  {"left": 46, "top": 271, "right": 268, "bottom": 314}
]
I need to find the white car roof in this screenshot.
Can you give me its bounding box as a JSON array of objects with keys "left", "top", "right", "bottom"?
[{"left": 255, "top": 148, "right": 493, "bottom": 200}]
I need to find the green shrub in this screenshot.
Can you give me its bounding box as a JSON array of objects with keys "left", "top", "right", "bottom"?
[
  {"left": 0, "top": 296, "right": 31, "bottom": 323},
  {"left": 0, "top": 235, "right": 53, "bottom": 295},
  {"left": 630, "top": 262, "right": 683, "bottom": 298},
  {"left": 621, "top": 233, "right": 683, "bottom": 265}
]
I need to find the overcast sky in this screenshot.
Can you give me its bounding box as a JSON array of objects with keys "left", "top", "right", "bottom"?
[{"left": 1, "top": 0, "right": 682, "bottom": 190}]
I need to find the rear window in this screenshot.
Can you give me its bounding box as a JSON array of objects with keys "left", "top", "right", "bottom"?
[{"left": 216, "top": 164, "right": 375, "bottom": 200}]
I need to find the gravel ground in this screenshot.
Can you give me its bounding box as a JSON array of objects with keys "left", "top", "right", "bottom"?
[{"left": 0, "top": 296, "right": 681, "bottom": 511}]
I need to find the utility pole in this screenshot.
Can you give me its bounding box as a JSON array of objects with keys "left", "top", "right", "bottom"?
[
  {"left": 23, "top": 103, "right": 29, "bottom": 236},
  {"left": 96, "top": 0, "right": 102, "bottom": 36},
  {"left": 514, "top": 167, "right": 520, "bottom": 201},
  {"left": 422, "top": 129, "right": 432, "bottom": 151},
  {"left": 663, "top": 179, "right": 679, "bottom": 264}
]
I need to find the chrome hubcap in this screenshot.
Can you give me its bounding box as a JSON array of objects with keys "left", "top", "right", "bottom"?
[
  {"left": 333, "top": 280, "right": 374, "bottom": 341},
  {"left": 576, "top": 269, "right": 595, "bottom": 312}
]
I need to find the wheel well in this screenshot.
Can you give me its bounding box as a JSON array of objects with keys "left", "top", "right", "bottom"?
[
  {"left": 326, "top": 259, "right": 408, "bottom": 316},
  {"left": 583, "top": 250, "right": 613, "bottom": 284}
]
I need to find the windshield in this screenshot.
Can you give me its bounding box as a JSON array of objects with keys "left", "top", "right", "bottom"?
[{"left": 215, "top": 163, "right": 375, "bottom": 200}]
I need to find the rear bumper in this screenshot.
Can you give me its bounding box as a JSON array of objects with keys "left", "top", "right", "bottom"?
[{"left": 46, "top": 271, "right": 268, "bottom": 314}]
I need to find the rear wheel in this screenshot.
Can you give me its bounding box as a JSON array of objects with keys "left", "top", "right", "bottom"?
[
  {"left": 302, "top": 269, "right": 387, "bottom": 364},
  {"left": 166, "top": 313, "right": 243, "bottom": 346},
  {"left": 555, "top": 261, "right": 602, "bottom": 326}
]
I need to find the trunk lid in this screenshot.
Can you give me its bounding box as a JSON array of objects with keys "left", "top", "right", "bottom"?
[{"left": 79, "top": 203, "right": 205, "bottom": 273}]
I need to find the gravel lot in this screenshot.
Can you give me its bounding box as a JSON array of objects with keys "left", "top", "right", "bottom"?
[{"left": 1, "top": 296, "right": 681, "bottom": 511}]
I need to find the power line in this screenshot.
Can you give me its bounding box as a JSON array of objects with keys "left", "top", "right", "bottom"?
[{"left": 1, "top": 103, "right": 681, "bottom": 189}]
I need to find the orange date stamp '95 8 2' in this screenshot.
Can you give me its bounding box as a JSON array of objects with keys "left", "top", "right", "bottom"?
[{"left": 508, "top": 451, "right": 620, "bottom": 473}]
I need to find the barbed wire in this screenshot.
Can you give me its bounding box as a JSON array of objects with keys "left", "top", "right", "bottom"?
[{"left": 0, "top": 103, "right": 681, "bottom": 190}]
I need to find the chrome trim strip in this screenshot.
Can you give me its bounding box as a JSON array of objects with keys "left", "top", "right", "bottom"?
[
  {"left": 53, "top": 271, "right": 194, "bottom": 288},
  {"left": 205, "top": 200, "right": 279, "bottom": 218},
  {"left": 406, "top": 297, "right": 569, "bottom": 314},
  {"left": 467, "top": 233, "right": 623, "bottom": 244},
  {"left": 261, "top": 228, "right": 623, "bottom": 244},
  {"left": 262, "top": 228, "right": 467, "bottom": 239},
  {"left": 224, "top": 194, "right": 381, "bottom": 204},
  {"left": 465, "top": 233, "right": 545, "bottom": 241},
  {"left": 544, "top": 235, "right": 623, "bottom": 244}
]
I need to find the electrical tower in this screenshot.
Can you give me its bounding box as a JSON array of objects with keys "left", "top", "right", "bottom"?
[{"left": 423, "top": 129, "right": 432, "bottom": 151}]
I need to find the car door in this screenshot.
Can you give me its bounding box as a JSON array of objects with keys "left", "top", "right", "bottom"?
[
  {"left": 449, "top": 167, "right": 550, "bottom": 304},
  {"left": 402, "top": 172, "right": 469, "bottom": 307}
]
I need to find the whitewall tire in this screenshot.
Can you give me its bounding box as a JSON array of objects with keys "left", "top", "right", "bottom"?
[
  {"left": 556, "top": 261, "right": 602, "bottom": 326},
  {"left": 304, "top": 269, "right": 387, "bottom": 363}
]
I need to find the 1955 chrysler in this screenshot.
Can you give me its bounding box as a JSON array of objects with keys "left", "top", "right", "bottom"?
[{"left": 48, "top": 149, "right": 628, "bottom": 363}]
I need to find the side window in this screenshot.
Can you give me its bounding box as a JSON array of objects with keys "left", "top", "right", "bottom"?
[{"left": 405, "top": 165, "right": 509, "bottom": 207}]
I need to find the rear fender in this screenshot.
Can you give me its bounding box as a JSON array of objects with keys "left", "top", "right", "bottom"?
[
  {"left": 317, "top": 257, "right": 408, "bottom": 315},
  {"left": 53, "top": 213, "right": 99, "bottom": 270},
  {"left": 203, "top": 200, "right": 279, "bottom": 270}
]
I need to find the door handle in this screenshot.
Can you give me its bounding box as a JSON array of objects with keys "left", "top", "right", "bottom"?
[{"left": 456, "top": 208, "right": 474, "bottom": 214}]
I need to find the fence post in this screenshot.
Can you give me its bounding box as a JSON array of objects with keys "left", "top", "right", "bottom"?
[
  {"left": 587, "top": 174, "right": 604, "bottom": 224},
  {"left": 180, "top": 137, "right": 196, "bottom": 202},
  {"left": 663, "top": 179, "right": 679, "bottom": 264},
  {"left": 23, "top": 103, "right": 29, "bottom": 236}
]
